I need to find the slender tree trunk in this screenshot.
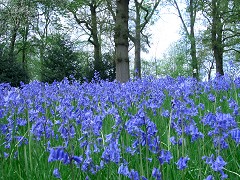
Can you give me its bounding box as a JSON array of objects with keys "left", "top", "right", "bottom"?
[
  {"left": 174, "top": 0, "right": 199, "bottom": 79},
  {"left": 9, "top": 22, "right": 20, "bottom": 60},
  {"left": 22, "top": 25, "right": 29, "bottom": 70},
  {"left": 189, "top": 0, "right": 198, "bottom": 79},
  {"left": 115, "top": 0, "right": 130, "bottom": 82},
  {"left": 212, "top": 0, "right": 224, "bottom": 75},
  {"left": 39, "top": 8, "right": 50, "bottom": 81},
  {"left": 90, "top": 2, "right": 102, "bottom": 76},
  {"left": 134, "top": 0, "right": 141, "bottom": 78}
]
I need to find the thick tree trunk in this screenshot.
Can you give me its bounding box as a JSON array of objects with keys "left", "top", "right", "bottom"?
[
  {"left": 115, "top": 0, "right": 130, "bottom": 82},
  {"left": 90, "top": 2, "right": 102, "bottom": 75},
  {"left": 212, "top": 0, "right": 224, "bottom": 76},
  {"left": 134, "top": 1, "right": 141, "bottom": 78}
]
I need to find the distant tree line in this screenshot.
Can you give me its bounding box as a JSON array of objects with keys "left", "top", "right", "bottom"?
[{"left": 0, "top": 0, "right": 239, "bottom": 86}]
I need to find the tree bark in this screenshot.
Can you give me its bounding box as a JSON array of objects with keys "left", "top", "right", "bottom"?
[
  {"left": 22, "top": 24, "right": 29, "bottom": 71},
  {"left": 134, "top": 0, "right": 141, "bottom": 78},
  {"left": 211, "top": 0, "right": 224, "bottom": 76},
  {"left": 115, "top": 0, "right": 130, "bottom": 82},
  {"left": 189, "top": 0, "right": 198, "bottom": 79},
  {"left": 90, "top": 2, "right": 102, "bottom": 75},
  {"left": 9, "top": 21, "right": 20, "bottom": 60}
]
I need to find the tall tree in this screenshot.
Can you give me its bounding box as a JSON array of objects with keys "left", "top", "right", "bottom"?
[
  {"left": 67, "top": 0, "right": 107, "bottom": 79},
  {"left": 115, "top": 0, "right": 130, "bottom": 82},
  {"left": 200, "top": 0, "right": 240, "bottom": 76},
  {"left": 128, "top": 0, "right": 161, "bottom": 78},
  {"left": 171, "top": 0, "right": 199, "bottom": 79}
]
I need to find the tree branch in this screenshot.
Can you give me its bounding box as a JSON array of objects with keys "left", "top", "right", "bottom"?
[{"left": 140, "top": 0, "right": 161, "bottom": 32}]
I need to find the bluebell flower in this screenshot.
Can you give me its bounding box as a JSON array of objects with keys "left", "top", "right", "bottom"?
[
  {"left": 198, "top": 103, "right": 205, "bottom": 110},
  {"left": 16, "top": 118, "right": 27, "bottom": 126},
  {"left": 118, "top": 163, "right": 130, "bottom": 177},
  {"left": 161, "top": 109, "right": 169, "bottom": 117},
  {"left": 48, "top": 148, "right": 70, "bottom": 164},
  {"left": 205, "top": 175, "right": 214, "bottom": 180},
  {"left": 72, "top": 155, "right": 83, "bottom": 166},
  {"left": 158, "top": 150, "right": 173, "bottom": 165},
  {"left": 125, "top": 146, "right": 136, "bottom": 155},
  {"left": 101, "top": 140, "right": 121, "bottom": 164},
  {"left": 15, "top": 136, "right": 28, "bottom": 146},
  {"left": 170, "top": 136, "right": 177, "bottom": 145},
  {"left": 185, "top": 124, "right": 204, "bottom": 142},
  {"left": 4, "top": 143, "right": 10, "bottom": 149},
  {"left": 82, "top": 156, "right": 93, "bottom": 172},
  {"left": 202, "top": 154, "right": 214, "bottom": 165},
  {"left": 230, "top": 128, "right": 240, "bottom": 144},
  {"left": 202, "top": 154, "right": 227, "bottom": 179},
  {"left": 213, "top": 137, "right": 229, "bottom": 149},
  {"left": 69, "top": 125, "right": 75, "bottom": 138},
  {"left": 219, "top": 170, "right": 228, "bottom": 179},
  {"left": 152, "top": 167, "right": 162, "bottom": 180},
  {"left": 202, "top": 113, "right": 216, "bottom": 127},
  {"left": 212, "top": 156, "right": 226, "bottom": 172},
  {"left": 129, "top": 169, "right": 140, "bottom": 180},
  {"left": 176, "top": 156, "right": 190, "bottom": 170},
  {"left": 4, "top": 152, "right": 9, "bottom": 158},
  {"left": 146, "top": 120, "right": 158, "bottom": 136},
  {"left": 178, "top": 138, "right": 183, "bottom": 146},
  {"left": 53, "top": 168, "right": 61, "bottom": 179}
]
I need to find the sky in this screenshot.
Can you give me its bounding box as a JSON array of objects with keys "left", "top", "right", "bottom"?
[{"left": 141, "top": 7, "right": 182, "bottom": 61}]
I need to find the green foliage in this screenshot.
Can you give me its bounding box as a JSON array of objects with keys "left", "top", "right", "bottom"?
[
  {"left": 73, "top": 51, "right": 116, "bottom": 82},
  {"left": 157, "top": 41, "right": 192, "bottom": 78},
  {"left": 41, "top": 34, "right": 82, "bottom": 83},
  {"left": 99, "top": 52, "right": 116, "bottom": 81},
  {"left": 0, "top": 45, "right": 29, "bottom": 87}
]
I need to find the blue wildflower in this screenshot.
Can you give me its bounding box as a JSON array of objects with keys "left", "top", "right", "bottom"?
[
  {"left": 129, "top": 169, "right": 140, "bottom": 180},
  {"left": 53, "top": 168, "right": 61, "bottom": 179},
  {"left": 48, "top": 148, "right": 70, "bottom": 164},
  {"left": 170, "top": 136, "right": 177, "bottom": 145},
  {"left": 152, "top": 167, "right": 162, "bottom": 180},
  {"left": 205, "top": 175, "right": 214, "bottom": 180},
  {"left": 202, "top": 154, "right": 227, "bottom": 179},
  {"left": 101, "top": 140, "right": 121, "bottom": 164},
  {"left": 176, "top": 156, "right": 190, "bottom": 170},
  {"left": 4, "top": 152, "right": 9, "bottom": 158},
  {"left": 72, "top": 155, "right": 83, "bottom": 166},
  {"left": 158, "top": 150, "right": 173, "bottom": 165},
  {"left": 212, "top": 156, "right": 227, "bottom": 172},
  {"left": 230, "top": 128, "right": 240, "bottom": 144},
  {"left": 185, "top": 124, "right": 204, "bottom": 142},
  {"left": 82, "top": 156, "right": 93, "bottom": 172},
  {"left": 118, "top": 163, "right": 130, "bottom": 177}
]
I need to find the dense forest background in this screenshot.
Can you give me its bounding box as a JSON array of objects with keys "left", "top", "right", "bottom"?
[{"left": 0, "top": 0, "right": 239, "bottom": 86}]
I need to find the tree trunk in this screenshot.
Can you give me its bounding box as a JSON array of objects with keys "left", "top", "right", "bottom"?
[
  {"left": 90, "top": 2, "right": 102, "bottom": 76},
  {"left": 115, "top": 0, "right": 130, "bottom": 83},
  {"left": 134, "top": 0, "right": 141, "bottom": 78},
  {"left": 189, "top": 0, "right": 198, "bottom": 79},
  {"left": 212, "top": 0, "right": 224, "bottom": 76},
  {"left": 22, "top": 24, "right": 29, "bottom": 71},
  {"left": 9, "top": 22, "right": 20, "bottom": 60},
  {"left": 174, "top": 0, "right": 199, "bottom": 79}
]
